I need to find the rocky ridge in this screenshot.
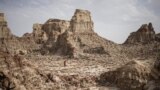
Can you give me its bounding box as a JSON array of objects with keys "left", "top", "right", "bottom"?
[{"left": 124, "top": 23, "right": 156, "bottom": 44}]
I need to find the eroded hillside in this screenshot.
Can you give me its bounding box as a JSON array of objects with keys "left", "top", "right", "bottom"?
[{"left": 0, "top": 9, "right": 160, "bottom": 90}]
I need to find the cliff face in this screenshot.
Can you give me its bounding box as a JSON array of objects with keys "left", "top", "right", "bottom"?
[
  {"left": 54, "top": 9, "right": 117, "bottom": 57},
  {"left": 0, "top": 13, "right": 12, "bottom": 39},
  {"left": 54, "top": 9, "right": 95, "bottom": 56},
  {"left": 42, "top": 19, "right": 70, "bottom": 42},
  {"left": 42, "top": 19, "right": 70, "bottom": 50},
  {"left": 124, "top": 23, "right": 156, "bottom": 44},
  {"left": 156, "top": 33, "right": 160, "bottom": 42},
  {"left": 70, "top": 9, "right": 93, "bottom": 33},
  {"left": 28, "top": 9, "right": 118, "bottom": 56},
  {"left": 32, "top": 23, "right": 48, "bottom": 44}
]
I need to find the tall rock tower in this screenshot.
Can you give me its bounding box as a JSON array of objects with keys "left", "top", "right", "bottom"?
[
  {"left": 32, "top": 9, "right": 119, "bottom": 57},
  {"left": 0, "top": 13, "right": 12, "bottom": 39},
  {"left": 70, "top": 9, "right": 93, "bottom": 33},
  {"left": 54, "top": 9, "right": 117, "bottom": 57}
]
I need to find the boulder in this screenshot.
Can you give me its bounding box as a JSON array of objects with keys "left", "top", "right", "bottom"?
[{"left": 100, "top": 60, "right": 151, "bottom": 90}]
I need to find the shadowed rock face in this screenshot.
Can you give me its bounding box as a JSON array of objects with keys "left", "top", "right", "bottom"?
[
  {"left": 0, "top": 71, "right": 16, "bottom": 90},
  {"left": 32, "top": 23, "right": 48, "bottom": 44},
  {"left": 156, "top": 33, "right": 160, "bottom": 42},
  {"left": 42, "top": 19, "right": 70, "bottom": 42},
  {"left": 124, "top": 23, "right": 156, "bottom": 44},
  {"left": 0, "top": 13, "right": 12, "bottom": 39}
]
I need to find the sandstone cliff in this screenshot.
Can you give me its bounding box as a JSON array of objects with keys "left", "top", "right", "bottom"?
[
  {"left": 40, "top": 19, "right": 70, "bottom": 53},
  {"left": 53, "top": 9, "right": 118, "bottom": 57},
  {"left": 29, "top": 9, "right": 120, "bottom": 57},
  {"left": 32, "top": 23, "right": 48, "bottom": 44},
  {"left": 42, "top": 19, "right": 70, "bottom": 42},
  {"left": 70, "top": 9, "right": 93, "bottom": 33}
]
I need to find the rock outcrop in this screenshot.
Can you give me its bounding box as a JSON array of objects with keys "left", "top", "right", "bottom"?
[
  {"left": 40, "top": 19, "right": 70, "bottom": 53},
  {"left": 70, "top": 9, "right": 93, "bottom": 33},
  {"left": 0, "top": 19, "right": 42, "bottom": 55},
  {"left": 0, "top": 51, "right": 46, "bottom": 90},
  {"left": 143, "top": 55, "right": 160, "bottom": 90},
  {"left": 32, "top": 23, "right": 48, "bottom": 44},
  {"left": 156, "top": 33, "right": 160, "bottom": 42},
  {"left": 54, "top": 9, "right": 116, "bottom": 57},
  {"left": 0, "top": 13, "right": 12, "bottom": 39},
  {"left": 42, "top": 19, "right": 70, "bottom": 42},
  {"left": 124, "top": 23, "right": 156, "bottom": 44},
  {"left": 100, "top": 60, "right": 152, "bottom": 90},
  {"left": 29, "top": 9, "right": 118, "bottom": 56}
]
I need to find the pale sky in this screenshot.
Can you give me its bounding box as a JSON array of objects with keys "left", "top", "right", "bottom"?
[{"left": 0, "top": 0, "right": 160, "bottom": 43}]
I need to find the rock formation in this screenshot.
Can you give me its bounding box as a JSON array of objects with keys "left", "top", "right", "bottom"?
[
  {"left": 156, "top": 33, "right": 160, "bottom": 42},
  {"left": 100, "top": 60, "right": 152, "bottom": 90},
  {"left": 42, "top": 19, "right": 70, "bottom": 42},
  {"left": 69, "top": 9, "right": 93, "bottom": 33},
  {"left": 54, "top": 9, "right": 95, "bottom": 56},
  {"left": 28, "top": 9, "right": 118, "bottom": 56},
  {"left": 0, "top": 51, "right": 47, "bottom": 90},
  {"left": 32, "top": 23, "right": 48, "bottom": 44},
  {"left": 40, "top": 19, "right": 70, "bottom": 54},
  {"left": 53, "top": 9, "right": 117, "bottom": 57},
  {"left": 0, "top": 13, "right": 41, "bottom": 54},
  {"left": 124, "top": 23, "right": 156, "bottom": 44},
  {"left": 0, "top": 13, "right": 12, "bottom": 39},
  {"left": 143, "top": 54, "right": 160, "bottom": 90}
]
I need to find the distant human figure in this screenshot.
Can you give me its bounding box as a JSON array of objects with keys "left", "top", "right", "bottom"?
[{"left": 64, "top": 60, "right": 67, "bottom": 67}]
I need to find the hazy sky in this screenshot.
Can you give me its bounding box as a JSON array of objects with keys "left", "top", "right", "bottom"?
[{"left": 0, "top": 0, "right": 160, "bottom": 43}]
